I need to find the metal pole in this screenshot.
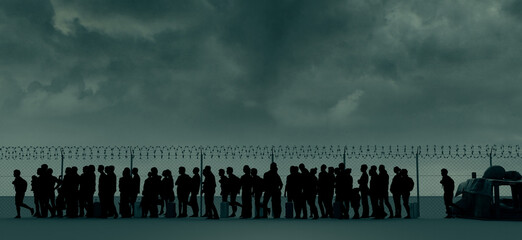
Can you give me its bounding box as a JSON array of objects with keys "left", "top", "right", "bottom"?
[
  {"left": 199, "top": 148, "right": 203, "bottom": 216},
  {"left": 489, "top": 147, "right": 493, "bottom": 167},
  {"left": 271, "top": 147, "right": 274, "bottom": 163},
  {"left": 416, "top": 147, "right": 420, "bottom": 217},
  {"left": 343, "top": 146, "right": 346, "bottom": 165}
]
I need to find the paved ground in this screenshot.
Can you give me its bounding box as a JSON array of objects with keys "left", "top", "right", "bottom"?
[{"left": 0, "top": 217, "right": 516, "bottom": 240}]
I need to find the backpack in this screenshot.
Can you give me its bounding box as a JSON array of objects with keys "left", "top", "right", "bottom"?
[{"left": 407, "top": 177, "right": 414, "bottom": 192}]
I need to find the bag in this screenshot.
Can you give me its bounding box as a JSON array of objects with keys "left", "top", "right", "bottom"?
[
  {"left": 409, "top": 202, "right": 419, "bottom": 218},
  {"left": 220, "top": 202, "right": 230, "bottom": 218},
  {"left": 285, "top": 202, "right": 294, "bottom": 219},
  {"left": 333, "top": 201, "right": 342, "bottom": 219},
  {"left": 134, "top": 201, "right": 142, "bottom": 218},
  {"left": 258, "top": 207, "right": 265, "bottom": 218},
  {"left": 93, "top": 202, "right": 102, "bottom": 218},
  {"left": 166, "top": 202, "right": 176, "bottom": 218}
]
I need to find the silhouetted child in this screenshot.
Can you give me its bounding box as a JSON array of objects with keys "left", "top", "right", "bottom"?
[
  {"left": 440, "top": 168, "right": 454, "bottom": 218},
  {"left": 13, "top": 170, "right": 34, "bottom": 218}
]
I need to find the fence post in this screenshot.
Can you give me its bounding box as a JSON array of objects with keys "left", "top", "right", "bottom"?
[
  {"left": 343, "top": 146, "right": 346, "bottom": 165},
  {"left": 416, "top": 146, "right": 420, "bottom": 217},
  {"left": 199, "top": 147, "right": 203, "bottom": 216},
  {"left": 489, "top": 146, "right": 493, "bottom": 167},
  {"left": 60, "top": 148, "right": 65, "bottom": 177},
  {"left": 130, "top": 146, "right": 134, "bottom": 170}
]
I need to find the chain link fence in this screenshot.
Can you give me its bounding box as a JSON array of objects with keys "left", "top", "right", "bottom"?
[{"left": 0, "top": 145, "right": 520, "bottom": 218}]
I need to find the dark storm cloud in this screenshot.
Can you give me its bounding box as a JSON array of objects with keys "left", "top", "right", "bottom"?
[{"left": 1, "top": 0, "right": 521, "bottom": 146}]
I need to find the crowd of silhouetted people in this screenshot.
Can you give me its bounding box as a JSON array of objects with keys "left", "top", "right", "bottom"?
[{"left": 12, "top": 162, "right": 454, "bottom": 219}]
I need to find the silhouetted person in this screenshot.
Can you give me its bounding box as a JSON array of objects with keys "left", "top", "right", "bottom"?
[
  {"left": 440, "top": 168, "right": 454, "bottom": 218},
  {"left": 262, "top": 162, "right": 283, "bottom": 218},
  {"left": 343, "top": 168, "right": 353, "bottom": 219},
  {"left": 308, "top": 167, "right": 319, "bottom": 219},
  {"left": 377, "top": 165, "right": 393, "bottom": 219},
  {"left": 285, "top": 166, "right": 302, "bottom": 218},
  {"left": 251, "top": 168, "right": 263, "bottom": 218},
  {"left": 318, "top": 164, "right": 332, "bottom": 218},
  {"left": 390, "top": 166, "right": 402, "bottom": 218},
  {"left": 98, "top": 165, "right": 108, "bottom": 218},
  {"left": 147, "top": 167, "right": 161, "bottom": 218},
  {"left": 227, "top": 167, "right": 243, "bottom": 217},
  {"left": 119, "top": 168, "right": 133, "bottom": 218},
  {"left": 176, "top": 167, "right": 191, "bottom": 217},
  {"left": 86, "top": 165, "right": 96, "bottom": 217},
  {"left": 327, "top": 167, "right": 335, "bottom": 217},
  {"left": 351, "top": 188, "right": 361, "bottom": 219},
  {"left": 13, "top": 170, "right": 34, "bottom": 218},
  {"left": 31, "top": 173, "right": 40, "bottom": 217},
  {"left": 142, "top": 172, "right": 153, "bottom": 217},
  {"left": 106, "top": 165, "right": 118, "bottom": 218},
  {"left": 47, "top": 168, "right": 58, "bottom": 217},
  {"left": 189, "top": 167, "right": 200, "bottom": 217},
  {"left": 159, "top": 169, "right": 175, "bottom": 215},
  {"left": 203, "top": 166, "right": 219, "bottom": 219},
  {"left": 298, "top": 164, "right": 310, "bottom": 219},
  {"left": 368, "top": 165, "right": 379, "bottom": 217},
  {"left": 131, "top": 168, "right": 140, "bottom": 216},
  {"left": 55, "top": 176, "right": 65, "bottom": 217},
  {"left": 218, "top": 169, "right": 230, "bottom": 204},
  {"left": 334, "top": 165, "right": 349, "bottom": 219},
  {"left": 79, "top": 166, "right": 89, "bottom": 217},
  {"left": 240, "top": 165, "right": 253, "bottom": 218},
  {"left": 358, "top": 164, "right": 369, "bottom": 218},
  {"left": 38, "top": 164, "right": 51, "bottom": 217},
  {"left": 401, "top": 169, "right": 414, "bottom": 218},
  {"left": 63, "top": 167, "right": 80, "bottom": 218}
]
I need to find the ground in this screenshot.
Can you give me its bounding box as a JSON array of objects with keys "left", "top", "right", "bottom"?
[{"left": 0, "top": 217, "right": 515, "bottom": 240}]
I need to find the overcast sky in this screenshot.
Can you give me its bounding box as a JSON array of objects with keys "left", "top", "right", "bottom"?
[{"left": 1, "top": 0, "right": 522, "bottom": 146}]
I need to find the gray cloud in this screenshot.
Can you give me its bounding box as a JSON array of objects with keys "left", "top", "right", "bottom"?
[{"left": 1, "top": 0, "right": 522, "bottom": 146}]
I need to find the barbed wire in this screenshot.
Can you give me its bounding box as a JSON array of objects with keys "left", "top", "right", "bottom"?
[{"left": 0, "top": 145, "right": 520, "bottom": 160}]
